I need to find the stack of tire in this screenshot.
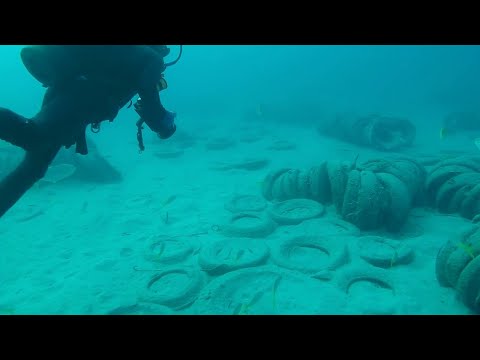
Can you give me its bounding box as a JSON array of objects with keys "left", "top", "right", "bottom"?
[
  {"left": 261, "top": 157, "right": 426, "bottom": 232},
  {"left": 425, "top": 156, "right": 480, "bottom": 220},
  {"left": 436, "top": 225, "right": 480, "bottom": 313}
]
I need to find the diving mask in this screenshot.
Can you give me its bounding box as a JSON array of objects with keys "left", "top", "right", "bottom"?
[{"left": 156, "top": 76, "right": 168, "bottom": 91}]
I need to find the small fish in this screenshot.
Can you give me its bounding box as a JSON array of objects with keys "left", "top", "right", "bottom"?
[
  {"left": 474, "top": 138, "right": 480, "bottom": 151},
  {"left": 255, "top": 104, "right": 264, "bottom": 118},
  {"left": 440, "top": 128, "right": 447, "bottom": 139},
  {"left": 161, "top": 195, "right": 177, "bottom": 208}
]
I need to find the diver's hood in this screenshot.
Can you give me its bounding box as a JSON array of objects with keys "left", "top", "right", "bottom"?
[{"left": 148, "top": 45, "right": 171, "bottom": 58}]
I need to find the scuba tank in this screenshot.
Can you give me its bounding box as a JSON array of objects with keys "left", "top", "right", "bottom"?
[
  {"left": 21, "top": 45, "right": 182, "bottom": 88},
  {"left": 20, "top": 45, "right": 83, "bottom": 87}
]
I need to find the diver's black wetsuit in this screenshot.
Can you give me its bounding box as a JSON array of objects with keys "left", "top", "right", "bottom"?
[{"left": 0, "top": 45, "right": 177, "bottom": 219}]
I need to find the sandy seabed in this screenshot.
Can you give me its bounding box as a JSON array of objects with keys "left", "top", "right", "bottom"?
[{"left": 0, "top": 115, "right": 475, "bottom": 315}]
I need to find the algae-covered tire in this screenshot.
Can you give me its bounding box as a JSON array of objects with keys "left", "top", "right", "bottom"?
[
  {"left": 300, "top": 217, "right": 361, "bottom": 238},
  {"left": 357, "top": 171, "right": 388, "bottom": 230},
  {"left": 436, "top": 240, "right": 459, "bottom": 287},
  {"left": 270, "top": 172, "right": 289, "bottom": 201},
  {"left": 307, "top": 162, "right": 331, "bottom": 203},
  {"left": 388, "top": 157, "right": 426, "bottom": 196},
  {"left": 460, "top": 184, "right": 480, "bottom": 220},
  {"left": 358, "top": 236, "right": 414, "bottom": 268},
  {"left": 269, "top": 198, "right": 326, "bottom": 225},
  {"left": 416, "top": 154, "right": 443, "bottom": 167},
  {"left": 344, "top": 171, "right": 387, "bottom": 231},
  {"left": 221, "top": 212, "right": 277, "bottom": 238},
  {"left": 144, "top": 235, "right": 194, "bottom": 265},
  {"left": 107, "top": 303, "right": 174, "bottom": 315},
  {"left": 193, "top": 266, "right": 346, "bottom": 315},
  {"left": 425, "top": 165, "right": 478, "bottom": 201},
  {"left": 360, "top": 157, "right": 424, "bottom": 198},
  {"left": 270, "top": 235, "right": 349, "bottom": 275},
  {"left": 435, "top": 173, "right": 480, "bottom": 213},
  {"left": 138, "top": 267, "right": 205, "bottom": 310},
  {"left": 262, "top": 168, "right": 290, "bottom": 201},
  {"left": 448, "top": 184, "right": 474, "bottom": 214},
  {"left": 224, "top": 194, "right": 267, "bottom": 213},
  {"left": 444, "top": 225, "right": 480, "bottom": 287},
  {"left": 271, "top": 170, "right": 297, "bottom": 201},
  {"left": 327, "top": 160, "right": 352, "bottom": 213},
  {"left": 198, "top": 238, "right": 269, "bottom": 276},
  {"left": 376, "top": 172, "right": 411, "bottom": 232},
  {"left": 282, "top": 169, "right": 301, "bottom": 200},
  {"left": 296, "top": 170, "right": 311, "bottom": 199},
  {"left": 456, "top": 255, "right": 480, "bottom": 312},
  {"left": 428, "top": 156, "right": 480, "bottom": 176},
  {"left": 341, "top": 169, "right": 361, "bottom": 224},
  {"left": 336, "top": 264, "right": 395, "bottom": 294}
]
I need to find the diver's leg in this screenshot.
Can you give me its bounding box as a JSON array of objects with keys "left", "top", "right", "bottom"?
[
  {"left": 0, "top": 108, "right": 41, "bottom": 151},
  {"left": 0, "top": 145, "right": 60, "bottom": 218}
]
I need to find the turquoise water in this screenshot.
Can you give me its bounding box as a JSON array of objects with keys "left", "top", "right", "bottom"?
[{"left": 1, "top": 45, "right": 480, "bottom": 315}]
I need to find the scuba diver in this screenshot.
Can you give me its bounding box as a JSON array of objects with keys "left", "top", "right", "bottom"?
[{"left": 0, "top": 45, "right": 182, "bottom": 219}]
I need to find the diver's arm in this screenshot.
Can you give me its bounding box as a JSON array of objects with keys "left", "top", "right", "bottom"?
[
  {"left": 135, "top": 58, "right": 176, "bottom": 139},
  {"left": 135, "top": 86, "right": 176, "bottom": 139}
]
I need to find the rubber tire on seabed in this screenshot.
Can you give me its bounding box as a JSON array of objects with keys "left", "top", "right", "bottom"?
[
  {"left": 312, "top": 217, "right": 361, "bottom": 237},
  {"left": 138, "top": 266, "right": 205, "bottom": 310},
  {"left": 270, "top": 235, "right": 349, "bottom": 275},
  {"left": 269, "top": 198, "right": 326, "bottom": 225},
  {"left": 436, "top": 239, "right": 460, "bottom": 287},
  {"left": 435, "top": 173, "right": 480, "bottom": 213},
  {"left": 307, "top": 162, "right": 331, "bottom": 203},
  {"left": 192, "top": 266, "right": 346, "bottom": 315},
  {"left": 327, "top": 160, "right": 352, "bottom": 214},
  {"left": 375, "top": 172, "right": 411, "bottom": 232},
  {"left": 262, "top": 168, "right": 291, "bottom": 201},
  {"left": 144, "top": 235, "right": 195, "bottom": 264},
  {"left": 198, "top": 238, "right": 269, "bottom": 276},
  {"left": 455, "top": 255, "right": 480, "bottom": 313},
  {"left": 220, "top": 212, "right": 277, "bottom": 238},
  {"left": 357, "top": 236, "right": 414, "bottom": 268},
  {"left": 224, "top": 194, "right": 267, "bottom": 213},
  {"left": 336, "top": 264, "right": 395, "bottom": 295},
  {"left": 444, "top": 228, "right": 480, "bottom": 288}
]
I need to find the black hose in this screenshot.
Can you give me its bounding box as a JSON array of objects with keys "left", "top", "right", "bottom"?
[{"left": 165, "top": 45, "right": 183, "bottom": 67}]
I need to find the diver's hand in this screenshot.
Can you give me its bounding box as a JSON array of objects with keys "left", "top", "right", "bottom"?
[
  {"left": 157, "top": 110, "right": 177, "bottom": 139},
  {"left": 135, "top": 100, "right": 177, "bottom": 139}
]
